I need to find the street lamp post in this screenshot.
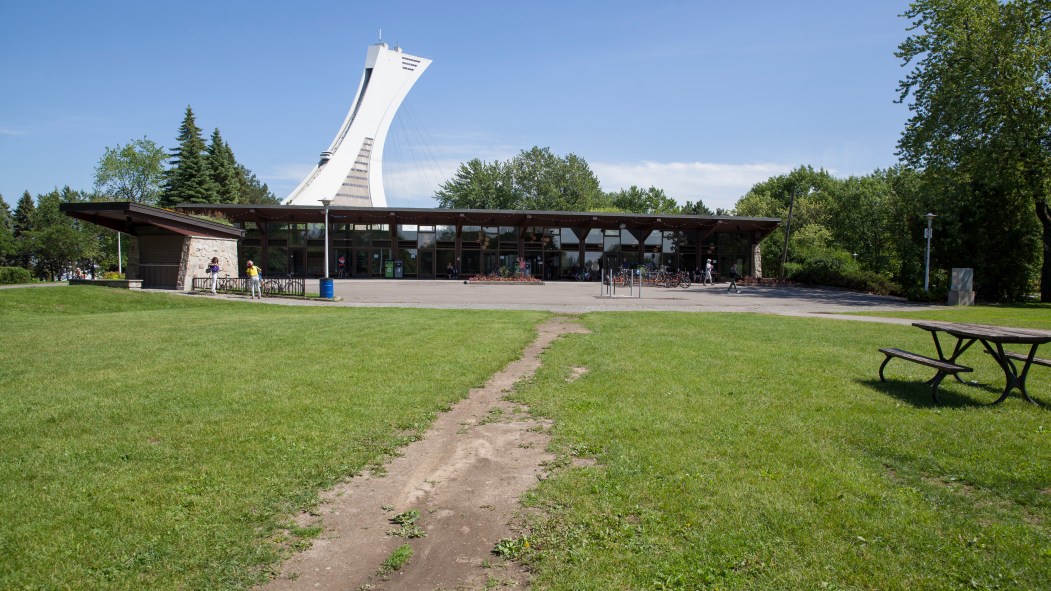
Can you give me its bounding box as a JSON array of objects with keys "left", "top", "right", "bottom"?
[
  {"left": 320, "top": 199, "right": 333, "bottom": 279},
  {"left": 780, "top": 188, "right": 796, "bottom": 280},
  {"left": 924, "top": 212, "right": 936, "bottom": 292}
]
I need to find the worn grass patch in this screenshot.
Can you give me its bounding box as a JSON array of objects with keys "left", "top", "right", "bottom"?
[
  {"left": 0, "top": 286, "right": 546, "bottom": 590},
  {"left": 510, "top": 312, "right": 1050, "bottom": 590}
]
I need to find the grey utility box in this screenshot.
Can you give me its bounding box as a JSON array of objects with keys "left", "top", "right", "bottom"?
[{"left": 948, "top": 268, "right": 975, "bottom": 306}]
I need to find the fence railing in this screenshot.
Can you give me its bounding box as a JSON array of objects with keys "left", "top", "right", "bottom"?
[{"left": 192, "top": 276, "right": 306, "bottom": 297}]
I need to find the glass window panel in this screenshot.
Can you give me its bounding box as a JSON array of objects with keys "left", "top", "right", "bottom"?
[
  {"left": 585, "top": 228, "right": 603, "bottom": 245},
  {"left": 560, "top": 251, "right": 580, "bottom": 279},
  {"left": 437, "top": 250, "right": 458, "bottom": 277},
  {"left": 644, "top": 230, "right": 661, "bottom": 245},
  {"left": 266, "top": 246, "right": 288, "bottom": 275},
  {"left": 461, "top": 226, "right": 480, "bottom": 243},
  {"left": 499, "top": 226, "right": 518, "bottom": 243},
  {"left": 417, "top": 233, "right": 436, "bottom": 249},
  {"left": 398, "top": 249, "right": 418, "bottom": 276},
  {"left": 436, "top": 225, "right": 457, "bottom": 241},
  {"left": 560, "top": 228, "right": 579, "bottom": 246},
  {"left": 397, "top": 225, "right": 418, "bottom": 240},
  {"left": 621, "top": 229, "right": 639, "bottom": 247}
]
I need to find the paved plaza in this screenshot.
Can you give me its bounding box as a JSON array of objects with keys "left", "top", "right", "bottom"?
[{"left": 248, "top": 279, "right": 936, "bottom": 324}]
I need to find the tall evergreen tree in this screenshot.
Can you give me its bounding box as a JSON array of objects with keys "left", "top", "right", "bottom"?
[
  {"left": 160, "top": 106, "right": 218, "bottom": 207},
  {"left": 679, "top": 200, "right": 714, "bottom": 216},
  {"left": 0, "top": 196, "right": 15, "bottom": 266},
  {"left": 207, "top": 129, "right": 241, "bottom": 204},
  {"left": 234, "top": 163, "right": 281, "bottom": 204},
  {"left": 13, "top": 191, "right": 35, "bottom": 270}
]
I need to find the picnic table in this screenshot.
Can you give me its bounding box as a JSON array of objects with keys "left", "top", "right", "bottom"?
[{"left": 880, "top": 321, "right": 1051, "bottom": 404}]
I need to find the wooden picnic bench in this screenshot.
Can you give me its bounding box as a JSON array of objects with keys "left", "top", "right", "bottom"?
[
  {"left": 991, "top": 349, "right": 1051, "bottom": 369},
  {"left": 879, "top": 322, "right": 1051, "bottom": 404},
  {"left": 878, "top": 347, "right": 973, "bottom": 400}
]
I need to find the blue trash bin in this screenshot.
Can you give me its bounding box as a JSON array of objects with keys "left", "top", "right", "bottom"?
[{"left": 320, "top": 277, "right": 334, "bottom": 299}]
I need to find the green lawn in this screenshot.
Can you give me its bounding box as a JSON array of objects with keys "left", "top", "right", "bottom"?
[
  {"left": 510, "top": 313, "right": 1050, "bottom": 590},
  {"left": 2, "top": 288, "right": 1048, "bottom": 590},
  {"left": 848, "top": 302, "right": 1051, "bottom": 330},
  {"left": 0, "top": 287, "right": 547, "bottom": 589}
]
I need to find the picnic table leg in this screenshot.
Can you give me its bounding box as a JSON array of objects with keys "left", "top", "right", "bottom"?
[
  {"left": 982, "top": 341, "right": 1040, "bottom": 404},
  {"left": 927, "top": 333, "right": 977, "bottom": 385},
  {"left": 929, "top": 371, "right": 949, "bottom": 403}
]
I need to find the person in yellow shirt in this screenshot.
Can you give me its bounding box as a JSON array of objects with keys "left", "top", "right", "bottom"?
[{"left": 246, "top": 260, "right": 262, "bottom": 299}]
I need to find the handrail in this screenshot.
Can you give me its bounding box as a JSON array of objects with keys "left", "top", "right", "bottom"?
[{"left": 192, "top": 276, "right": 306, "bottom": 297}]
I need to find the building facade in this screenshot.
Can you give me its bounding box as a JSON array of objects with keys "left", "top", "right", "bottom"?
[{"left": 179, "top": 205, "right": 778, "bottom": 281}]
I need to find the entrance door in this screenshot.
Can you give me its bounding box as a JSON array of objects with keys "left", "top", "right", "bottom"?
[
  {"left": 289, "top": 248, "right": 306, "bottom": 277},
  {"left": 482, "top": 252, "right": 498, "bottom": 276},
  {"left": 544, "top": 253, "right": 560, "bottom": 280},
  {"left": 354, "top": 249, "right": 369, "bottom": 277},
  {"left": 419, "top": 251, "right": 435, "bottom": 278}
]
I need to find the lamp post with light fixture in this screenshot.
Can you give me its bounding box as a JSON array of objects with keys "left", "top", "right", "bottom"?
[{"left": 320, "top": 199, "right": 332, "bottom": 279}]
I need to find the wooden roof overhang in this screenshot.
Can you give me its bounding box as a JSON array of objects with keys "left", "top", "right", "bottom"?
[
  {"left": 176, "top": 204, "right": 781, "bottom": 241},
  {"left": 60, "top": 202, "right": 245, "bottom": 239}
]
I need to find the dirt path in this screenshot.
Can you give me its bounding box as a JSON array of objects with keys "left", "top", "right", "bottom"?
[{"left": 262, "top": 316, "right": 588, "bottom": 591}]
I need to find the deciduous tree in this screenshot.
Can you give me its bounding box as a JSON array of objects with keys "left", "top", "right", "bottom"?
[
  {"left": 93, "top": 137, "right": 166, "bottom": 205},
  {"left": 606, "top": 186, "right": 681, "bottom": 214},
  {"left": 896, "top": 0, "right": 1051, "bottom": 301}
]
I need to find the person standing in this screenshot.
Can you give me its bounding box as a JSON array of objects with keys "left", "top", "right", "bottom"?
[
  {"left": 246, "top": 259, "right": 262, "bottom": 299},
  {"left": 208, "top": 257, "right": 221, "bottom": 294},
  {"left": 446, "top": 261, "right": 455, "bottom": 279},
  {"left": 704, "top": 259, "right": 714, "bottom": 285},
  {"left": 727, "top": 263, "right": 740, "bottom": 293}
]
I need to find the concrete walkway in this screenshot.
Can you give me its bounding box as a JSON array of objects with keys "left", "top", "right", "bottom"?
[{"left": 196, "top": 279, "right": 939, "bottom": 325}]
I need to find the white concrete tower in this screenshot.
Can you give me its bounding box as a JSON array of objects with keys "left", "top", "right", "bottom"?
[{"left": 284, "top": 42, "right": 431, "bottom": 207}]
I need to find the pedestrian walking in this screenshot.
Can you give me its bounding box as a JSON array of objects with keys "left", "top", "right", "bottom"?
[
  {"left": 704, "top": 259, "right": 714, "bottom": 285},
  {"left": 727, "top": 263, "right": 740, "bottom": 293}
]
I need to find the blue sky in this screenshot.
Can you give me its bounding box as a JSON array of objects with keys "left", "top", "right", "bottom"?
[{"left": 1, "top": 0, "right": 914, "bottom": 213}]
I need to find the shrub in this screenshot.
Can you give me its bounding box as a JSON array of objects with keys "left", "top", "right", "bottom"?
[
  {"left": 786, "top": 254, "right": 902, "bottom": 296},
  {"left": 0, "top": 266, "right": 33, "bottom": 285},
  {"left": 102, "top": 271, "right": 125, "bottom": 280}
]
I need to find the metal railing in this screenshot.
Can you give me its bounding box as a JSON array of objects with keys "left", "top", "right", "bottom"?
[{"left": 192, "top": 276, "right": 306, "bottom": 297}]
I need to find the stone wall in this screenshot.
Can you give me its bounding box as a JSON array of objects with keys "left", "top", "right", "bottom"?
[
  {"left": 752, "top": 241, "right": 763, "bottom": 278},
  {"left": 177, "top": 237, "right": 239, "bottom": 291}
]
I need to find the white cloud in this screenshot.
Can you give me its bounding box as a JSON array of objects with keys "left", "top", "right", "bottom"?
[
  {"left": 269, "top": 163, "right": 316, "bottom": 181},
  {"left": 592, "top": 161, "right": 794, "bottom": 212}
]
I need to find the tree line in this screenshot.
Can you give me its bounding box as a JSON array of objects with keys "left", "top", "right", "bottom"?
[
  {"left": 435, "top": 146, "right": 714, "bottom": 216},
  {"left": 0, "top": 106, "right": 278, "bottom": 280},
  {"left": 2, "top": 1, "right": 1046, "bottom": 300},
  {"left": 436, "top": 1, "right": 1050, "bottom": 302}
]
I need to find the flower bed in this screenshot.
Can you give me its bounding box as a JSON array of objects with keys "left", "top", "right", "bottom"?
[{"left": 465, "top": 274, "right": 544, "bottom": 284}]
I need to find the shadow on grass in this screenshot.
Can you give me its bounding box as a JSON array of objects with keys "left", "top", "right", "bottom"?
[{"left": 858, "top": 378, "right": 1013, "bottom": 409}]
